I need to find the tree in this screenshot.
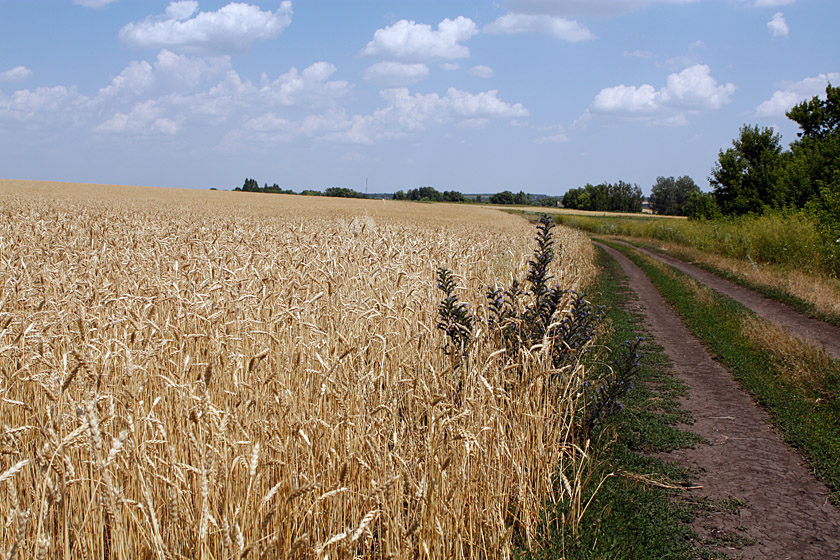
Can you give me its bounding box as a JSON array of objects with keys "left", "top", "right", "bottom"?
[
  {"left": 777, "top": 84, "right": 840, "bottom": 208},
  {"left": 489, "top": 191, "right": 515, "bottom": 204},
  {"left": 709, "top": 125, "right": 784, "bottom": 215},
  {"left": 684, "top": 191, "right": 720, "bottom": 220},
  {"left": 649, "top": 176, "right": 701, "bottom": 215},
  {"left": 786, "top": 83, "right": 840, "bottom": 141}
]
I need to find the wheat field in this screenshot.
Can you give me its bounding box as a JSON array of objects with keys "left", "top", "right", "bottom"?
[{"left": 0, "top": 180, "right": 597, "bottom": 559}]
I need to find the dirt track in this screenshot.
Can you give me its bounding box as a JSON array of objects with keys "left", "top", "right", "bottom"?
[
  {"left": 616, "top": 241, "right": 840, "bottom": 360},
  {"left": 596, "top": 242, "right": 840, "bottom": 559}
]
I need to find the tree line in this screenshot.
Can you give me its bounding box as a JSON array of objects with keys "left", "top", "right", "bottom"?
[
  {"left": 234, "top": 178, "right": 369, "bottom": 198},
  {"left": 562, "top": 181, "right": 644, "bottom": 213}
]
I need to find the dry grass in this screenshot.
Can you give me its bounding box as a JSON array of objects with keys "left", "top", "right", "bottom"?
[
  {"left": 0, "top": 180, "right": 598, "bottom": 558},
  {"left": 639, "top": 240, "right": 840, "bottom": 320}
]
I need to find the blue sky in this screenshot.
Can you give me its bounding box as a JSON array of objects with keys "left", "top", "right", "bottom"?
[{"left": 1, "top": 0, "right": 837, "bottom": 195}]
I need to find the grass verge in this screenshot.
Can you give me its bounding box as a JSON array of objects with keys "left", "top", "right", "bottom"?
[
  {"left": 597, "top": 238, "right": 840, "bottom": 505},
  {"left": 526, "top": 245, "right": 718, "bottom": 559}
]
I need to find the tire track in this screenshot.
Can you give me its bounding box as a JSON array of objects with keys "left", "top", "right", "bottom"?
[
  {"left": 596, "top": 242, "right": 840, "bottom": 559},
  {"left": 613, "top": 240, "right": 840, "bottom": 359}
]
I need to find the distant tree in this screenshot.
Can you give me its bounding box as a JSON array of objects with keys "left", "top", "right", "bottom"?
[
  {"left": 709, "top": 125, "right": 784, "bottom": 215},
  {"left": 325, "top": 186, "right": 367, "bottom": 198},
  {"left": 538, "top": 196, "right": 561, "bottom": 207},
  {"left": 649, "top": 176, "right": 701, "bottom": 215},
  {"left": 242, "top": 177, "right": 260, "bottom": 192},
  {"left": 489, "top": 190, "right": 515, "bottom": 204},
  {"left": 562, "top": 182, "right": 642, "bottom": 212}
]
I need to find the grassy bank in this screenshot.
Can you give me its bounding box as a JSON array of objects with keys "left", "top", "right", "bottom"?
[
  {"left": 528, "top": 246, "right": 719, "bottom": 559},
  {"left": 599, "top": 239, "right": 840, "bottom": 504},
  {"left": 554, "top": 211, "right": 837, "bottom": 277}
]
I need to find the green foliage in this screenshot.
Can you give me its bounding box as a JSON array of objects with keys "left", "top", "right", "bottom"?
[
  {"left": 554, "top": 210, "right": 833, "bottom": 275},
  {"left": 393, "top": 186, "right": 465, "bottom": 202},
  {"left": 324, "top": 186, "right": 367, "bottom": 198},
  {"left": 537, "top": 196, "right": 561, "bottom": 207},
  {"left": 709, "top": 125, "right": 784, "bottom": 215},
  {"left": 683, "top": 191, "right": 720, "bottom": 220},
  {"left": 489, "top": 190, "right": 531, "bottom": 205},
  {"left": 562, "top": 181, "right": 643, "bottom": 213},
  {"left": 649, "top": 176, "right": 701, "bottom": 216},
  {"left": 786, "top": 83, "right": 840, "bottom": 141}
]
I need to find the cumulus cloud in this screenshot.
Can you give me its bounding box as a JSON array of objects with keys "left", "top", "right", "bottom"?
[
  {"left": 767, "top": 12, "right": 789, "bottom": 37},
  {"left": 363, "top": 62, "right": 430, "bottom": 86},
  {"left": 95, "top": 100, "right": 180, "bottom": 134},
  {"left": 0, "top": 66, "right": 33, "bottom": 83},
  {"left": 73, "top": 0, "right": 118, "bottom": 7},
  {"left": 755, "top": 72, "right": 840, "bottom": 117},
  {"left": 97, "top": 50, "right": 232, "bottom": 102},
  {"left": 0, "top": 86, "right": 91, "bottom": 126},
  {"left": 586, "top": 64, "right": 735, "bottom": 124},
  {"left": 501, "top": 0, "right": 699, "bottom": 17},
  {"left": 119, "top": 1, "right": 293, "bottom": 55},
  {"left": 468, "top": 65, "right": 495, "bottom": 78},
  {"left": 483, "top": 13, "right": 594, "bottom": 41},
  {"left": 361, "top": 17, "right": 478, "bottom": 61},
  {"left": 441, "top": 63, "right": 461, "bottom": 71},
  {"left": 318, "top": 87, "right": 528, "bottom": 144}
]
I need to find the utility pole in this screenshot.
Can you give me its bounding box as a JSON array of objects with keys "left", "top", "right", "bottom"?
[{"left": 365, "top": 177, "right": 368, "bottom": 195}]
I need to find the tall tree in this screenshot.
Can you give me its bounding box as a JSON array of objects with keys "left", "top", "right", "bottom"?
[
  {"left": 649, "top": 175, "right": 700, "bottom": 215},
  {"left": 709, "top": 125, "right": 783, "bottom": 215}
]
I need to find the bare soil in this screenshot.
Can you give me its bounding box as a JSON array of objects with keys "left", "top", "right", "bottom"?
[{"left": 597, "top": 242, "right": 840, "bottom": 559}]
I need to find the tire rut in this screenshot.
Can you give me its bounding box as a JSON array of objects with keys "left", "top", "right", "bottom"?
[
  {"left": 613, "top": 240, "right": 840, "bottom": 360},
  {"left": 596, "top": 242, "right": 840, "bottom": 559}
]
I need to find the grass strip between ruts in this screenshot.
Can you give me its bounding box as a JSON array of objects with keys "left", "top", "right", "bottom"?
[
  {"left": 525, "top": 245, "right": 718, "bottom": 560},
  {"left": 597, "top": 238, "right": 840, "bottom": 505},
  {"left": 616, "top": 237, "right": 840, "bottom": 329}
]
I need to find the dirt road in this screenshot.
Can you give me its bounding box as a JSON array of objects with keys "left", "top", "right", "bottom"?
[
  {"left": 596, "top": 242, "right": 840, "bottom": 559},
  {"left": 615, "top": 240, "right": 840, "bottom": 360}
]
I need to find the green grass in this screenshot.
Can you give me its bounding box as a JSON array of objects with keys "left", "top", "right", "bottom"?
[
  {"left": 598, "top": 238, "right": 840, "bottom": 504},
  {"left": 553, "top": 210, "right": 837, "bottom": 277},
  {"left": 526, "top": 246, "right": 721, "bottom": 559}
]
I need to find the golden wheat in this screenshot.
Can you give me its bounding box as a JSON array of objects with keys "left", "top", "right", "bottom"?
[{"left": 0, "top": 180, "right": 597, "bottom": 559}]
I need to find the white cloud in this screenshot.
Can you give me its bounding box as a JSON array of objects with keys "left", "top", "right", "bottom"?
[
  {"left": 97, "top": 50, "right": 232, "bottom": 103},
  {"left": 0, "top": 66, "right": 33, "bottom": 83},
  {"left": 322, "top": 87, "right": 528, "bottom": 144},
  {"left": 755, "top": 72, "right": 840, "bottom": 117},
  {"left": 119, "top": 1, "right": 293, "bottom": 55},
  {"left": 767, "top": 12, "right": 789, "bottom": 38},
  {"left": 361, "top": 17, "right": 478, "bottom": 61},
  {"left": 623, "top": 50, "right": 653, "bottom": 58},
  {"left": 502, "top": 0, "right": 699, "bottom": 17},
  {"left": 95, "top": 99, "right": 179, "bottom": 134},
  {"left": 73, "top": 0, "right": 118, "bottom": 7},
  {"left": 0, "top": 86, "right": 91, "bottom": 126},
  {"left": 441, "top": 63, "right": 461, "bottom": 71},
  {"left": 587, "top": 64, "right": 735, "bottom": 124},
  {"left": 363, "top": 62, "right": 430, "bottom": 86},
  {"left": 468, "top": 65, "right": 495, "bottom": 78},
  {"left": 483, "top": 13, "right": 594, "bottom": 41}
]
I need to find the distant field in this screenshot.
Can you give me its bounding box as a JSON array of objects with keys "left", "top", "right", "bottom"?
[{"left": 0, "top": 180, "right": 597, "bottom": 558}]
